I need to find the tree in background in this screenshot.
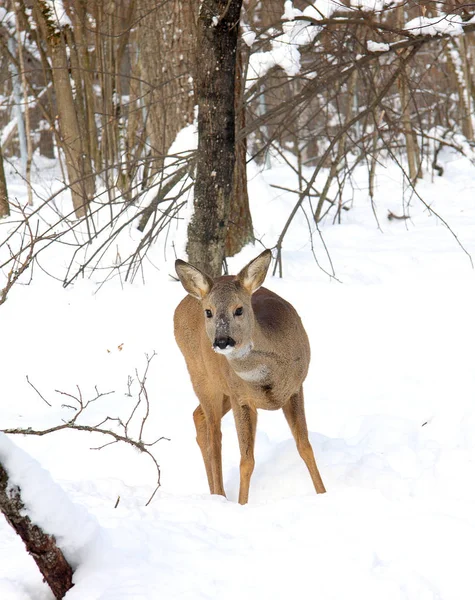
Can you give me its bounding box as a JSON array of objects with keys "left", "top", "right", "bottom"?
[
  {"left": 187, "top": 0, "right": 246, "bottom": 277},
  {"left": 33, "top": 0, "right": 95, "bottom": 217},
  {"left": 136, "top": 0, "right": 196, "bottom": 176},
  {"left": 1, "top": 0, "right": 475, "bottom": 291},
  {"left": 0, "top": 146, "right": 8, "bottom": 218}
]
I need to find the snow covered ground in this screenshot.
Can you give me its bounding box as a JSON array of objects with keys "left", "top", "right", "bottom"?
[{"left": 1, "top": 145, "right": 475, "bottom": 599}]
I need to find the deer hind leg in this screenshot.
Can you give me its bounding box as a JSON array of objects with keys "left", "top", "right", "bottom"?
[
  {"left": 193, "top": 395, "right": 231, "bottom": 497},
  {"left": 283, "top": 387, "right": 326, "bottom": 494},
  {"left": 232, "top": 402, "right": 258, "bottom": 505}
]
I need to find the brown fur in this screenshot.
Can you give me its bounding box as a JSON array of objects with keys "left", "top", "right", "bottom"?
[{"left": 174, "top": 250, "right": 326, "bottom": 504}]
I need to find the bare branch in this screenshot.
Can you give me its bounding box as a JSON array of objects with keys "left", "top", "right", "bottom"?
[{"left": 4, "top": 357, "right": 168, "bottom": 505}]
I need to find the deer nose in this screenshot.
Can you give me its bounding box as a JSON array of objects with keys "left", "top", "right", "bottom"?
[{"left": 214, "top": 336, "right": 236, "bottom": 350}]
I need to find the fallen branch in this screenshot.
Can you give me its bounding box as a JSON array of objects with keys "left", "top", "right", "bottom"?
[{"left": 0, "top": 460, "right": 74, "bottom": 599}]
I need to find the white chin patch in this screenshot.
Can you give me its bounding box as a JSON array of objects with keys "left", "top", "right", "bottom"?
[
  {"left": 212, "top": 343, "right": 252, "bottom": 358},
  {"left": 212, "top": 345, "right": 235, "bottom": 356}
]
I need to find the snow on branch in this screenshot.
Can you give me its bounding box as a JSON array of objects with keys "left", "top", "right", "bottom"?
[
  {"left": 0, "top": 434, "right": 92, "bottom": 598},
  {"left": 367, "top": 40, "right": 390, "bottom": 52},
  {"left": 0, "top": 434, "right": 99, "bottom": 561},
  {"left": 404, "top": 14, "right": 465, "bottom": 37},
  {"left": 39, "top": 0, "right": 72, "bottom": 35},
  {"left": 0, "top": 7, "right": 15, "bottom": 33},
  {"left": 246, "top": 1, "right": 322, "bottom": 85},
  {"left": 244, "top": 2, "right": 475, "bottom": 90}
]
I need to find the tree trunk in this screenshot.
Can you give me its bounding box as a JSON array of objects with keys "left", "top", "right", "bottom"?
[
  {"left": 226, "top": 39, "right": 253, "bottom": 257},
  {"left": 14, "top": 3, "right": 33, "bottom": 206},
  {"left": 446, "top": 37, "right": 475, "bottom": 141},
  {"left": 0, "top": 145, "right": 9, "bottom": 218},
  {"left": 187, "top": 0, "right": 244, "bottom": 277},
  {"left": 69, "top": 0, "right": 100, "bottom": 169},
  {"left": 396, "top": 6, "right": 420, "bottom": 183},
  {"left": 33, "top": 0, "right": 95, "bottom": 219},
  {"left": 7, "top": 35, "right": 28, "bottom": 181},
  {"left": 39, "top": 122, "right": 55, "bottom": 159},
  {"left": 137, "top": 0, "right": 196, "bottom": 175},
  {"left": 0, "top": 461, "right": 74, "bottom": 599},
  {"left": 399, "top": 68, "right": 421, "bottom": 183}
]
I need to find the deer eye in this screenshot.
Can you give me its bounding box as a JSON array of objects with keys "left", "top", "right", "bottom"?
[
  {"left": 205, "top": 309, "right": 213, "bottom": 318},
  {"left": 234, "top": 307, "right": 243, "bottom": 316}
]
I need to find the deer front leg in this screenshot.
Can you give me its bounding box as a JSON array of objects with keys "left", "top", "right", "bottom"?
[
  {"left": 193, "top": 396, "right": 231, "bottom": 497},
  {"left": 283, "top": 387, "right": 326, "bottom": 494},
  {"left": 207, "top": 412, "right": 226, "bottom": 497},
  {"left": 232, "top": 401, "right": 257, "bottom": 505},
  {"left": 193, "top": 405, "right": 215, "bottom": 494}
]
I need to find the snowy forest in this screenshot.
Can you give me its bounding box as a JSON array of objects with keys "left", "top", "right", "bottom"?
[{"left": 1, "top": 1, "right": 475, "bottom": 599}]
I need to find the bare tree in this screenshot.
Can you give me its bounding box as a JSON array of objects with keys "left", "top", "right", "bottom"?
[
  {"left": 137, "top": 0, "right": 196, "bottom": 175},
  {"left": 2, "top": 1, "right": 475, "bottom": 292},
  {"left": 32, "top": 0, "right": 95, "bottom": 218},
  {"left": 241, "top": 3, "right": 475, "bottom": 269},
  {"left": 187, "top": 0, "right": 244, "bottom": 277}
]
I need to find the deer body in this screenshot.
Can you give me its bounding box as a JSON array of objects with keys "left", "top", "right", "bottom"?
[{"left": 174, "top": 250, "right": 326, "bottom": 504}]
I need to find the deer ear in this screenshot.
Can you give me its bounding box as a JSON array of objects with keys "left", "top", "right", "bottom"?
[
  {"left": 238, "top": 249, "right": 272, "bottom": 294},
  {"left": 175, "top": 260, "right": 213, "bottom": 300}
]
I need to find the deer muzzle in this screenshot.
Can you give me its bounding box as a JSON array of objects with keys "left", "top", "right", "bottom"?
[{"left": 213, "top": 336, "right": 236, "bottom": 351}]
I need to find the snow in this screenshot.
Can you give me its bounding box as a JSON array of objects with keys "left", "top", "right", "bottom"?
[
  {"left": 404, "top": 15, "right": 465, "bottom": 37},
  {"left": 367, "top": 40, "right": 390, "bottom": 52},
  {"left": 246, "top": 0, "right": 426, "bottom": 85},
  {"left": 283, "top": 0, "right": 296, "bottom": 21},
  {"left": 248, "top": 41, "right": 302, "bottom": 84},
  {"left": 1, "top": 137, "right": 475, "bottom": 599},
  {"left": 294, "top": 1, "right": 405, "bottom": 18},
  {"left": 350, "top": 0, "right": 403, "bottom": 10},
  {"left": 0, "top": 8, "right": 15, "bottom": 31},
  {"left": 309, "top": 1, "right": 340, "bottom": 18},
  {"left": 44, "top": 0, "right": 72, "bottom": 30},
  {"left": 246, "top": 1, "right": 322, "bottom": 85},
  {"left": 241, "top": 28, "right": 256, "bottom": 48},
  {"left": 247, "top": 9, "right": 319, "bottom": 84},
  {"left": 0, "top": 434, "right": 99, "bottom": 568}
]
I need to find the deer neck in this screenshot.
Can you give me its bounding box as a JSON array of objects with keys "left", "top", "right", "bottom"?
[{"left": 226, "top": 323, "right": 274, "bottom": 384}]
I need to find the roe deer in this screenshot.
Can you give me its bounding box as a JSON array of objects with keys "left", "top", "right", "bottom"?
[{"left": 174, "top": 249, "right": 326, "bottom": 504}]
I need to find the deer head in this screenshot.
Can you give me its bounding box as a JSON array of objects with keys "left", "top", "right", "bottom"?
[{"left": 175, "top": 250, "right": 272, "bottom": 356}]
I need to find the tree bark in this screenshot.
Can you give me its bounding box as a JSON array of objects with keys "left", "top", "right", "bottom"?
[
  {"left": 187, "top": 0, "right": 244, "bottom": 277},
  {"left": 68, "top": 0, "right": 100, "bottom": 169},
  {"left": 226, "top": 39, "right": 253, "bottom": 257},
  {"left": 399, "top": 68, "right": 421, "bottom": 183},
  {"left": 0, "top": 145, "right": 9, "bottom": 218},
  {"left": 33, "top": 0, "right": 95, "bottom": 219},
  {"left": 137, "top": 0, "right": 196, "bottom": 175},
  {"left": 445, "top": 37, "right": 475, "bottom": 141},
  {"left": 13, "top": 4, "right": 34, "bottom": 206},
  {"left": 0, "top": 460, "right": 74, "bottom": 599},
  {"left": 396, "top": 5, "right": 420, "bottom": 183},
  {"left": 7, "top": 35, "right": 28, "bottom": 183}
]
